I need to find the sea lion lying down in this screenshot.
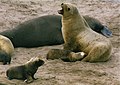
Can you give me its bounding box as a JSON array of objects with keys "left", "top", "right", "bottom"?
[
  {"left": 0, "top": 35, "right": 14, "bottom": 65},
  {"left": 56, "top": 3, "right": 112, "bottom": 62},
  {"left": 0, "top": 15, "right": 112, "bottom": 48},
  {"left": 6, "top": 57, "right": 44, "bottom": 83}
]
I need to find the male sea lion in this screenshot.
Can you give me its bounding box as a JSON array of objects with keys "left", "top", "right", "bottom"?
[
  {"left": 47, "top": 49, "right": 86, "bottom": 62},
  {"left": 0, "top": 35, "right": 14, "bottom": 65},
  {"left": 58, "top": 3, "right": 112, "bottom": 62},
  {"left": 6, "top": 57, "right": 44, "bottom": 83},
  {"left": 0, "top": 15, "right": 112, "bottom": 48}
]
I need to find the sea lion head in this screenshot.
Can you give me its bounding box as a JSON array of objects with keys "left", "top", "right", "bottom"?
[
  {"left": 32, "top": 57, "right": 44, "bottom": 67},
  {"left": 0, "top": 51, "right": 11, "bottom": 65},
  {"left": 26, "top": 57, "right": 44, "bottom": 67},
  {"left": 34, "top": 58, "right": 44, "bottom": 67},
  {"left": 58, "top": 3, "right": 79, "bottom": 18}
]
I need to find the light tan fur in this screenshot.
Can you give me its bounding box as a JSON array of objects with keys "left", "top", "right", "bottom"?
[
  {"left": 68, "top": 52, "right": 86, "bottom": 62},
  {"left": 60, "top": 3, "right": 112, "bottom": 62},
  {"left": 0, "top": 35, "right": 14, "bottom": 56}
]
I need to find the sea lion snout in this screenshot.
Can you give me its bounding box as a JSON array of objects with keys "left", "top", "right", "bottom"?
[
  {"left": 58, "top": 3, "right": 65, "bottom": 15},
  {"left": 58, "top": 4, "right": 64, "bottom": 15},
  {"left": 58, "top": 9, "right": 64, "bottom": 15}
]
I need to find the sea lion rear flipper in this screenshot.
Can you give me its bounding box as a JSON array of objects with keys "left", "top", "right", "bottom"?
[{"left": 101, "top": 26, "right": 112, "bottom": 37}]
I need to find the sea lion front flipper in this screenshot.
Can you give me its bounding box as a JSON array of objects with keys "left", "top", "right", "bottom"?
[
  {"left": 32, "top": 76, "right": 38, "bottom": 80},
  {"left": 61, "top": 52, "right": 86, "bottom": 62},
  {"left": 24, "top": 74, "right": 34, "bottom": 84}
]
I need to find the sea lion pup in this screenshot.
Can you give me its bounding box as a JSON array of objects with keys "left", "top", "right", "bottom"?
[
  {"left": 47, "top": 49, "right": 71, "bottom": 60},
  {"left": 6, "top": 57, "right": 44, "bottom": 83},
  {"left": 0, "top": 15, "right": 112, "bottom": 48},
  {"left": 58, "top": 3, "right": 112, "bottom": 62},
  {"left": 0, "top": 35, "right": 14, "bottom": 65},
  {"left": 47, "top": 49, "right": 86, "bottom": 62}
]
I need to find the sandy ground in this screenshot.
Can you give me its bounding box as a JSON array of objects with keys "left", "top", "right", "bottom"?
[{"left": 0, "top": 0, "right": 120, "bottom": 85}]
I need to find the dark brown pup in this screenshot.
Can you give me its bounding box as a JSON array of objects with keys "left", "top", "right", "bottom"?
[{"left": 6, "top": 57, "right": 44, "bottom": 83}]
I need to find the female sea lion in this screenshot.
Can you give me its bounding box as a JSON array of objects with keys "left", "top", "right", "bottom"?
[
  {"left": 6, "top": 57, "right": 44, "bottom": 83},
  {"left": 0, "top": 15, "right": 112, "bottom": 48},
  {"left": 0, "top": 35, "right": 14, "bottom": 65},
  {"left": 58, "top": 3, "right": 112, "bottom": 62}
]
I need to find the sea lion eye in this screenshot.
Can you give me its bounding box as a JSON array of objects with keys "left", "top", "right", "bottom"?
[{"left": 68, "top": 8, "right": 70, "bottom": 11}]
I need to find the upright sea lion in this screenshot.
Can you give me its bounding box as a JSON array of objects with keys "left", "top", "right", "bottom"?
[
  {"left": 6, "top": 57, "right": 44, "bottom": 83},
  {"left": 58, "top": 3, "right": 112, "bottom": 62},
  {"left": 0, "top": 35, "right": 14, "bottom": 65},
  {"left": 0, "top": 15, "right": 112, "bottom": 48}
]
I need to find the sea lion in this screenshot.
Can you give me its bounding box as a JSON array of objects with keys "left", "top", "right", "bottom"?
[
  {"left": 83, "top": 16, "right": 112, "bottom": 37},
  {"left": 0, "top": 15, "right": 112, "bottom": 48},
  {"left": 6, "top": 57, "right": 44, "bottom": 83},
  {"left": 0, "top": 35, "right": 14, "bottom": 65},
  {"left": 47, "top": 49, "right": 86, "bottom": 62},
  {"left": 58, "top": 3, "right": 112, "bottom": 62},
  {"left": 47, "top": 49, "right": 71, "bottom": 60}
]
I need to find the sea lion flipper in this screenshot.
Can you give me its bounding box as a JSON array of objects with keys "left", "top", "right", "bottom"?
[
  {"left": 31, "top": 74, "right": 38, "bottom": 80},
  {"left": 24, "top": 75, "right": 34, "bottom": 84},
  {"left": 32, "top": 77, "right": 38, "bottom": 80},
  {"left": 101, "top": 26, "right": 112, "bottom": 37},
  {"left": 60, "top": 56, "right": 70, "bottom": 62}
]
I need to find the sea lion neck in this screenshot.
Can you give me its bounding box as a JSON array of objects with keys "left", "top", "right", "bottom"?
[{"left": 62, "top": 14, "right": 88, "bottom": 32}]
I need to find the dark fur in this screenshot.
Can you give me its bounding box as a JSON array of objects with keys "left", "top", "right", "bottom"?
[
  {"left": 47, "top": 49, "right": 85, "bottom": 62},
  {"left": 0, "top": 15, "right": 62, "bottom": 48},
  {"left": 0, "top": 51, "right": 11, "bottom": 65},
  {"left": 0, "top": 15, "right": 111, "bottom": 48},
  {"left": 6, "top": 59, "right": 44, "bottom": 83},
  {"left": 47, "top": 49, "right": 71, "bottom": 61}
]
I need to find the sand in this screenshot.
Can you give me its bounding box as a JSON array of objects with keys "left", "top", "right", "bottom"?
[{"left": 0, "top": 0, "right": 120, "bottom": 85}]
